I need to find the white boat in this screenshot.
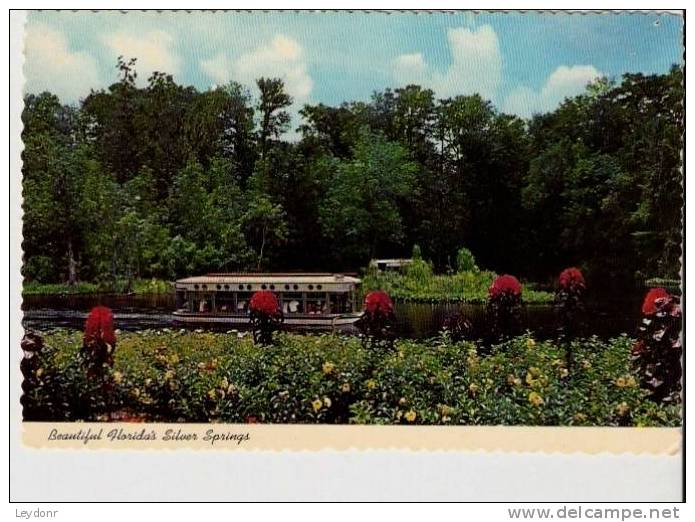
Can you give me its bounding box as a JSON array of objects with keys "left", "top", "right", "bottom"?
[{"left": 172, "top": 273, "right": 363, "bottom": 329}]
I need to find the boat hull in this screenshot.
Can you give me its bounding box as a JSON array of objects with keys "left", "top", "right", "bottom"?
[{"left": 171, "top": 310, "right": 363, "bottom": 329}]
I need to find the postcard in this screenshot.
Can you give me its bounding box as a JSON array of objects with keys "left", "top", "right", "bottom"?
[{"left": 13, "top": 10, "right": 683, "bottom": 458}]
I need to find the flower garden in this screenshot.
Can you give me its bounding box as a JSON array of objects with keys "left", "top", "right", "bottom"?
[
  {"left": 21, "top": 270, "right": 682, "bottom": 427},
  {"left": 21, "top": 328, "right": 680, "bottom": 426}
]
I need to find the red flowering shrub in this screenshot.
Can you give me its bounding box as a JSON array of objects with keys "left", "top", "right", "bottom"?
[
  {"left": 250, "top": 291, "right": 281, "bottom": 317},
  {"left": 488, "top": 275, "right": 522, "bottom": 298},
  {"left": 84, "top": 306, "right": 116, "bottom": 347},
  {"left": 558, "top": 267, "right": 586, "bottom": 292},
  {"left": 82, "top": 306, "right": 116, "bottom": 376},
  {"left": 487, "top": 275, "right": 522, "bottom": 341},
  {"left": 359, "top": 291, "right": 396, "bottom": 345},
  {"left": 632, "top": 288, "right": 682, "bottom": 403},
  {"left": 249, "top": 291, "right": 283, "bottom": 344},
  {"left": 641, "top": 287, "right": 671, "bottom": 316},
  {"left": 364, "top": 290, "right": 394, "bottom": 316},
  {"left": 555, "top": 268, "right": 587, "bottom": 367}
]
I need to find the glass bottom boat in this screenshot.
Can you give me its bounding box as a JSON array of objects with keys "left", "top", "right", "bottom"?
[{"left": 172, "top": 273, "right": 364, "bottom": 329}]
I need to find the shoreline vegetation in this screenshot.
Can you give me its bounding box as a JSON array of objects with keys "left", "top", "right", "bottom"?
[
  {"left": 24, "top": 328, "right": 680, "bottom": 426},
  {"left": 22, "top": 270, "right": 555, "bottom": 304},
  {"left": 22, "top": 278, "right": 172, "bottom": 296},
  {"left": 23, "top": 269, "right": 675, "bottom": 303}
]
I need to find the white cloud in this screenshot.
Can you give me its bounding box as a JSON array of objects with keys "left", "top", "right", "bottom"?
[
  {"left": 391, "top": 25, "right": 503, "bottom": 100},
  {"left": 24, "top": 23, "right": 100, "bottom": 102},
  {"left": 102, "top": 30, "right": 181, "bottom": 84},
  {"left": 392, "top": 53, "right": 427, "bottom": 85},
  {"left": 201, "top": 34, "right": 313, "bottom": 102},
  {"left": 502, "top": 65, "right": 602, "bottom": 118}
]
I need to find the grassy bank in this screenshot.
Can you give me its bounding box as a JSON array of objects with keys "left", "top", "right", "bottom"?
[
  {"left": 363, "top": 269, "right": 554, "bottom": 304},
  {"left": 24, "top": 329, "right": 679, "bottom": 426},
  {"left": 23, "top": 279, "right": 173, "bottom": 295}
]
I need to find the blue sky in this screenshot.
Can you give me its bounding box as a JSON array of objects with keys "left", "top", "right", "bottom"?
[{"left": 24, "top": 11, "right": 683, "bottom": 119}]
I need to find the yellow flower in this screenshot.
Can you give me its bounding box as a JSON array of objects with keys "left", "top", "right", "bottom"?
[
  {"left": 365, "top": 379, "right": 377, "bottom": 390},
  {"left": 398, "top": 397, "right": 408, "bottom": 406},
  {"left": 559, "top": 368, "right": 569, "bottom": 378},
  {"left": 340, "top": 383, "right": 351, "bottom": 393},
  {"left": 36, "top": 368, "right": 44, "bottom": 378},
  {"left": 525, "top": 367, "right": 546, "bottom": 388},
  {"left": 526, "top": 338, "right": 536, "bottom": 349},
  {"left": 439, "top": 404, "right": 453, "bottom": 416},
  {"left": 616, "top": 402, "right": 630, "bottom": 417},
  {"left": 528, "top": 391, "right": 544, "bottom": 407},
  {"left": 404, "top": 410, "right": 417, "bottom": 423},
  {"left": 311, "top": 399, "right": 323, "bottom": 412},
  {"left": 323, "top": 397, "right": 332, "bottom": 408},
  {"left": 207, "top": 389, "right": 217, "bottom": 400},
  {"left": 322, "top": 361, "right": 335, "bottom": 375},
  {"left": 573, "top": 412, "right": 587, "bottom": 423},
  {"left": 468, "top": 383, "right": 479, "bottom": 394},
  {"left": 507, "top": 374, "right": 522, "bottom": 387},
  {"left": 112, "top": 371, "right": 123, "bottom": 384}
]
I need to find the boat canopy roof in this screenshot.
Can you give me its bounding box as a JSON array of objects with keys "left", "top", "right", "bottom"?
[{"left": 175, "top": 273, "right": 361, "bottom": 292}]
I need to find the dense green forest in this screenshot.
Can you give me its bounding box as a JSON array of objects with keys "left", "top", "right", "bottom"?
[{"left": 22, "top": 58, "right": 683, "bottom": 292}]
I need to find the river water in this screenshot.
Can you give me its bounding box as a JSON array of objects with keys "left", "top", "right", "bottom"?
[{"left": 21, "top": 293, "right": 643, "bottom": 339}]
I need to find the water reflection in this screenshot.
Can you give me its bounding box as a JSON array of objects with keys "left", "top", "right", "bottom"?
[{"left": 22, "top": 293, "right": 641, "bottom": 339}]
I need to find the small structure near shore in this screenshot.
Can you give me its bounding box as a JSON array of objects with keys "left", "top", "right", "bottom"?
[{"left": 369, "top": 258, "right": 413, "bottom": 272}]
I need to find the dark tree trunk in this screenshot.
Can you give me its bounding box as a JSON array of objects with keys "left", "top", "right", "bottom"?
[{"left": 67, "top": 240, "right": 77, "bottom": 286}]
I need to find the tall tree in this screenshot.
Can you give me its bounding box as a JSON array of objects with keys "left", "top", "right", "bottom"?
[
  {"left": 256, "top": 77, "right": 292, "bottom": 160},
  {"left": 319, "top": 129, "right": 417, "bottom": 267}
]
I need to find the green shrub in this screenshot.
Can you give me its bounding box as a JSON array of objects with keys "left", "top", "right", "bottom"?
[
  {"left": 363, "top": 269, "right": 552, "bottom": 304},
  {"left": 411, "top": 244, "right": 422, "bottom": 260},
  {"left": 456, "top": 247, "right": 479, "bottom": 273},
  {"left": 404, "top": 257, "right": 433, "bottom": 283},
  {"left": 27, "top": 329, "right": 681, "bottom": 426}
]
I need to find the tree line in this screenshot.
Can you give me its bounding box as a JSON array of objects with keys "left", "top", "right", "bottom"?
[{"left": 22, "top": 57, "right": 683, "bottom": 292}]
